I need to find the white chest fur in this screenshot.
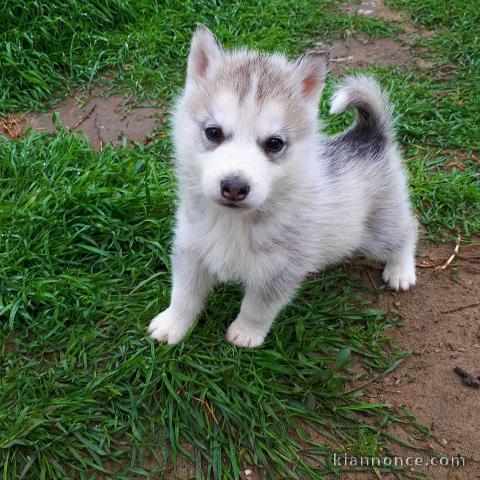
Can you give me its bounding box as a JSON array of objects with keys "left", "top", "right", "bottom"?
[{"left": 177, "top": 206, "right": 290, "bottom": 285}]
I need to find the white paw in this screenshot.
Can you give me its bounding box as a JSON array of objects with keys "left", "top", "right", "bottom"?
[
  {"left": 226, "top": 318, "right": 267, "bottom": 348},
  {"left": 382, "top": 262, "right": 416, "bottom": 291},
  {"left": 147, "top": 307, "right": 191, "bottom": 344}
]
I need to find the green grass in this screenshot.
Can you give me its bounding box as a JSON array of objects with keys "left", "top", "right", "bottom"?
[
  {"left": 0, "top": 0, "right": 140, "bottom": 112},
  {"left": 1, "top": 0, "right": 479, "bottom": 478},
  {"left": 0, "top": 130, "right": 422, "bottom": 479},
  {"left": 389, "top": 0, "right": 479, "bottom": 70},
  {"left": 1, "top": 0, "right": 396, "bottom": 113},
  {"left": 385, "top": 0, "right": 480, "bottom": 239}
]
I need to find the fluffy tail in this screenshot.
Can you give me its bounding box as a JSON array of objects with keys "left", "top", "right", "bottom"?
[{"left": 329, "top": 75, "right": 394, "bottom": 139}]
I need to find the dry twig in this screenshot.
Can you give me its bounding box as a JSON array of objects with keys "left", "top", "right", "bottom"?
[
  {"left": 71, "top": 104, "right": 97, "bottom": 130},
  {"left": 435, "top": 236, "right": 461, "bottom": 271},
  {"left": 192, "top": 396, "right": 218, "bottom": 424},
  {"left": 372, "top": 465, "right": 384, "bottom": 479},
  {"left": 454, "top": 367, "right": 480, "bottom": 389},
  {"left": 441, "top": 302, "right": 480, "bottom": 315},
  {"left": 1, "top": 114, "right": 25, "bottom": 139},
  {"left": 366, "top": 270, "right": 378, "bottom": 289}
]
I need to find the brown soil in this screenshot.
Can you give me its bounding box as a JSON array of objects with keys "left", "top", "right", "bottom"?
[
  {"left": 353, "top": 241, "right": 480, "bottom": 479},
  {"left": 18, "top": 85, "right": 165, "bottom": 149},
  {"left": 328, "top": 35, "right": 412, "bottom": 75},
  {"left": 324, "top": 0, "right": 434, "bottom": 75}
]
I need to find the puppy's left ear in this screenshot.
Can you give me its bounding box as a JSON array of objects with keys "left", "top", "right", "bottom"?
[
  {"left": 295, "top": 50, "right": 329, "bottom": 106},
  {"left": 187, "top": 24, "right": 224, "bottom": 85}
]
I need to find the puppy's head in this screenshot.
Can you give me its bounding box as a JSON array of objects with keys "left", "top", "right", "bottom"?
[{"left": 174, "top": 25, "right": 328, "bottom": 212}]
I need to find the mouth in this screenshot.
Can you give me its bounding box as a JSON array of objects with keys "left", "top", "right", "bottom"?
[{"left": 216, "top": 200, "right": 248, "bottom": 209}]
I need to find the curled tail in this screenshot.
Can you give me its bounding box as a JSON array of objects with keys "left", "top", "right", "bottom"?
[{"left": 329, "top": 75, "right": 394, "bottom": 141}]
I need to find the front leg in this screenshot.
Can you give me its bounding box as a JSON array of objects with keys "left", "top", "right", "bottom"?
[
  {"left": 226, "top": 278, "right": 300, "bottom": 348},
  {"left": 148, "top": 248, "right": 213, "bottom": 344}
]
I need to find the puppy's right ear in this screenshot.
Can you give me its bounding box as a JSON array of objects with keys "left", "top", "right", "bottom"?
[{"left": 187, "top": 24, "right": 224, "bottom": 84}]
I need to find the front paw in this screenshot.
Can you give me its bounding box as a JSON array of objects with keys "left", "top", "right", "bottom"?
[
  {"left": 226, "top": 318, "right": 267, "bottom": 348},
  {"left": 147, "top": 307, "right": 191, "bottom": 344}
]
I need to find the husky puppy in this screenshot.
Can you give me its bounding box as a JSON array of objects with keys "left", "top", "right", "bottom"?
[{"left": 148, "top": 25, "right": 417, "bottom": 347}]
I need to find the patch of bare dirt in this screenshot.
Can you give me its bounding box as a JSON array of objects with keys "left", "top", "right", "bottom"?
[
  {"left": 327, "top": 35, "right": 411, "bottom": 75},
  {"left": 355, "top": 241, "right": 480, "bottom": 479},
  {"left": 17, "top": 85, "right": 165, "bottom": 149},
  {"left": 323, "top": 0, "right": 435, "bottom": 75}
]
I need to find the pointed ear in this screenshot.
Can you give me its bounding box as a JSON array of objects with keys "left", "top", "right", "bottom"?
[
  {"left": 187, "top": 24, "right": 224, "bottom": 84},
  {"left": 295, "top": 50, "right": 329, "bottom": 105}
]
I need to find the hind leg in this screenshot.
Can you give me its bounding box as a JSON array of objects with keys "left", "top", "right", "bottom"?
[
  {"left": 364, "top": 213, "right": 418, "bottom": 291},
  {"left": 381, "top": 215, "right": 418, "bottom": 291},
  {"left": 382, "top": 232, "right": 417, "bottom": 291}
]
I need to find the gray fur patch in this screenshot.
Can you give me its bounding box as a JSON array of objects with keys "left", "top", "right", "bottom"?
[
  {"left": 259, "top": 268, "right": 302, "bottom": 303},
  {"left": 361, "top": 207, "right": 405, "bottom": 259},
  {"left": 323, "top": 124, "right": 387, "bottom": 174}
]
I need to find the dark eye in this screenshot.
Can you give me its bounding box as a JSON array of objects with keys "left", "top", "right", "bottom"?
[
  {"left": 264, "top": 137, "right": 284, "bottom": 153},
  {"left": 205, "top": 127, "right": 224, "bottom": 142}
]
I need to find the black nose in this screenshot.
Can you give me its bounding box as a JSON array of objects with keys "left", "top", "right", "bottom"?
[{"left": 220, "top": 176, "right": 250, "bottom": 202}]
